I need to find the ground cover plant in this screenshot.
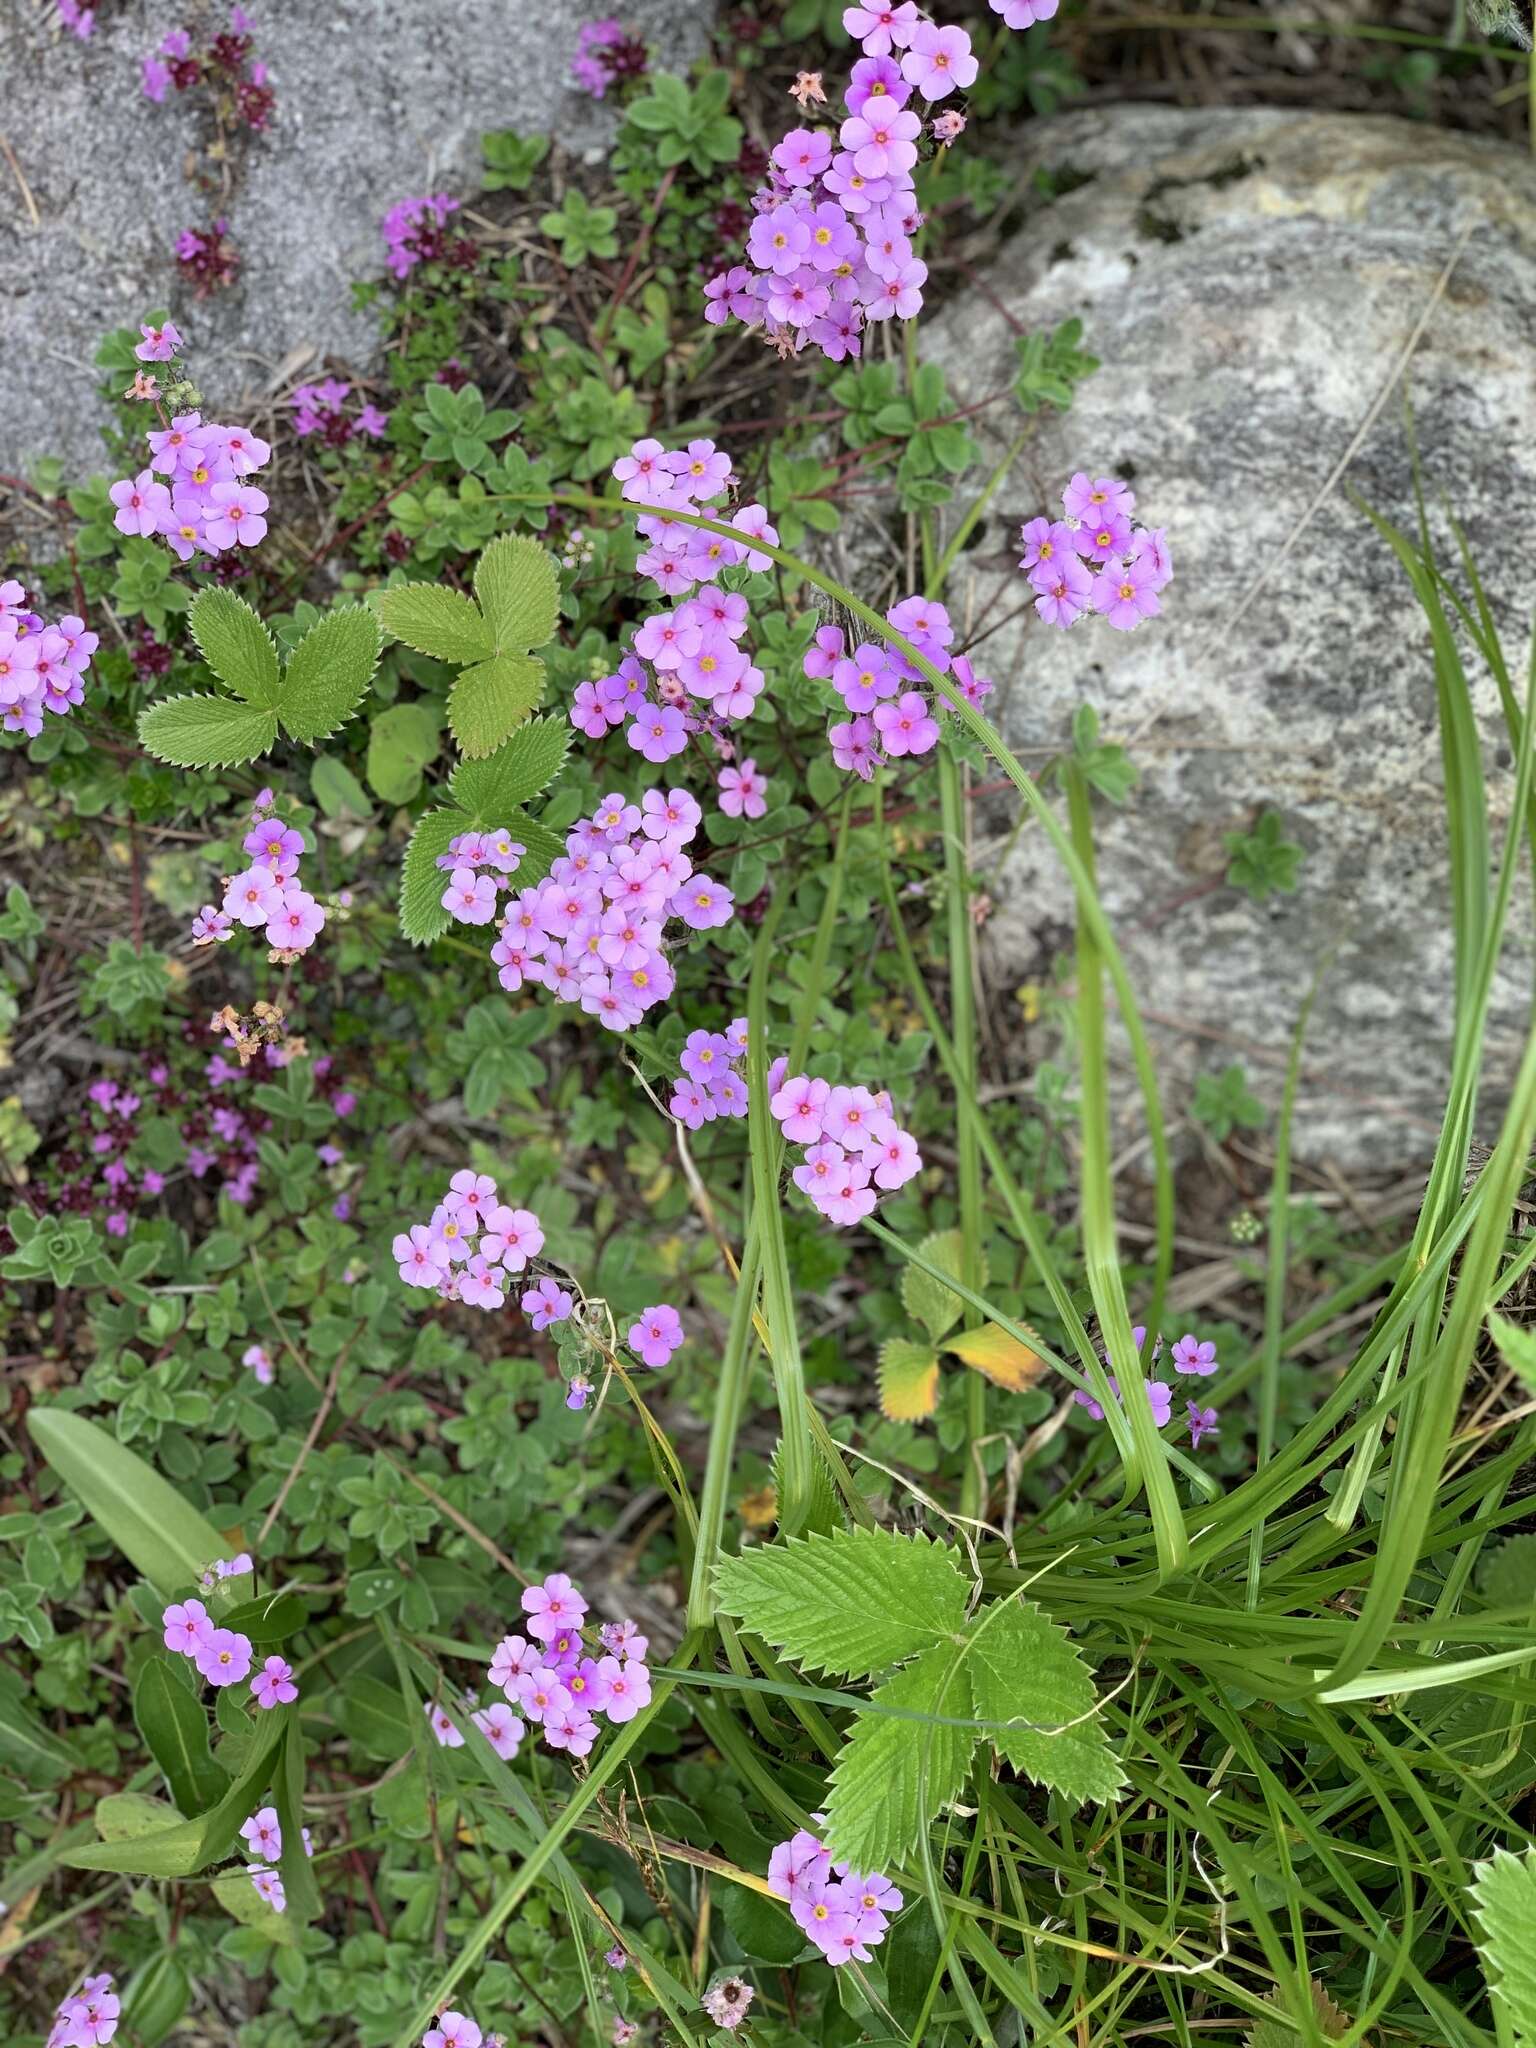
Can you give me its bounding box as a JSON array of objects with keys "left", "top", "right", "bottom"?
[{"left": 3, "top": 3, "right": 1536, "bottom": 2047}]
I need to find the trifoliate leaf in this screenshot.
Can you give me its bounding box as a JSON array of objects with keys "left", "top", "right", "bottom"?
[
  {"left": 962, "top": 1597, "right": 1126, "bottom": 1806},
  {"left": 1472, "top": 1848, "right": 1536, "bottom": 2046},
  {"left": 187, "top": 587, "right": 280, "bottom": 707},
  {"left": 877, "top": 1337, "right": 942, "bottom": 1422},
  {"left": 942, "top": 1323, "right": 1045, "bottom": 1394},
  {"left": 714, "top": 1526, "right": 970, "bottom": 1680},
  {"left": 137, "top": 694, "right": 278, "bottom": 768},
  {"left": 378, "top": 583, "right": 494, "bottom": 665},
  {"left": 901, "top": 1229, "right": 987, "bottom": 1342},
  {"left": 367, "top": 701, "right": 442, "bottom": 805},
  {"left": 398, "top": 809, "right": 465, "bottom": 946},
  {"left": 1248, "top": 1980, "right": 1359, "bottom": 2048},
  {"left": 450, "top": 716, "right": 570, "bottom": 817},
  {"left": 277, "top": 605, "right": 382, "bottom": 744},
  {"left": 448, "top": 652, "right": 546, "bottom": 759},
  {"left": 474, "top": 532, "right": 560, "bottom": 653},
  {"left": 822, "top": 1645, "right": 977, "bottom": 1871}
]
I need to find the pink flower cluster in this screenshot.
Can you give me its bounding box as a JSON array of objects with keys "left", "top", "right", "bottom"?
[
  {"left": 571, "top": 17, "right": 649, "bottom": 97},
  {"left": 110, "top": 372, "right": 272, "bottom": 564},
  {"left": 1073, "top": 1325, "right": 1220, "bottom": 1448},
  {"left": 161, "top": 1596, "right": 298, "bottom": 1707},
  {"left": 770, "top": 1072, "right": 922, "bottom": 1225},
  {"left": 705, "top": 4, "right": 980, "bottom": 361},
  {"left": 392, "top": 1169, "right": 569, "bottom": 1322},
  {"left": 803, "top": 595, "right": 993, "bottom": 783},
  {"left": 240, "top": 1803, "right": 313, "bottom": 1916},
  {"left": 142, "top": 10, "right": 274, "bottom": 128},
  {"left": 191, "top": 791, "right": 328, "bottom": 958},
  {"left": 0, "top": 577, "right": 96, "bottom": 741},
  {"left": 382, "top": 194, "right": 478, "bottom": 280},
  {"left": 1020, "top": 474, "right": 1173, "bottom": 632},
  {"left": 290, "top": 378, "right": 390, "bottom": 445},
  {"left": 572, "top": 437, "right": 776, "bottom": 763},
  {"left": 436, "top": 823, "right": 527, "bottom": 926},
  {"left": 55, "top": 0, "right": 95, "bottom": 40},
  {"left": 486, "top": 788, "right": 735, "bottom": 1034},
  {"left": 668, "top": 1017, "right": 750, "bottom": 1130},
  {"left": 456, "top": 1574, "right": 653, "bottom": 1762},
  {"left": 768, "top": 1826, "right": 903, "bottom": 1968},
  {"left": 422, "top": 2014, "right": 500, "bottom": 2048},
  {"left": 47, "top": 1973, "right": 118, "bottom": 2048}
]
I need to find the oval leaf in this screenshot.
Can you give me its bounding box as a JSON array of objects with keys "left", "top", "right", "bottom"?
[
  {"left": 134, "top": 1657, "right": 230, "bottom": 1817},
  {"left": 900, "top": 1229, "right": 988, "bottom": 1343},
  {"left": 28, "top": 1408, "right": 230, "bottom": 1595},
  {"left": 138, "top": 694, "right": 279, "bottom": 769}
]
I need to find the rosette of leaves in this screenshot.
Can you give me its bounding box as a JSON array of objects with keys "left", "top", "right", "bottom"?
[
  {"left": 716, "top": 1524, "right": 1125, "bottom": 1870},
  {"left": 377, "top": 533, "right": 560, "bottom": 761},
  {"left": 137, "top": 588, "right": 382, "bottom": 767},
  {"left": 878, "top": 1229, "right": 1045, "bottom": 1421}
]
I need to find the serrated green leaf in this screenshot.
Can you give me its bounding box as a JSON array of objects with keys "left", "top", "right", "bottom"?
[
  {"left": 137, "top": 694, "right": 279, "bottom": 769},
  {"left": 474, "top": 533, "right": 560, "bottom": 652},
  {"left": 448, "top": 652, "right": 545, "bottom": 758},
  {"left": 28, "top": 1408, "right": 230, "bottom": 1596},
  {"left": 450, "top": 715, "right": 570, "bottom": 816},
  {"left": 1472, "top": 1847, "right": 1536, "bottom": 2045},
  {"left": 1248, "top": 1980, "right": 1358, "bottom": 2048},
  {"left": 963, "top": 1597, "right": 1126, "bottom": 1806},
  {"left": 714, "top": 1526, "right": 970, "bottom": 1679},
  {"left": 134, "top": 1658, "right": 230, "bottom": 1817},
  {"left": 877, "top": 1337, "right": 941, "bottom": 1421},
  {"left": 367, "top": 701, "right": 442, "bottom": 804},
  {"left": 823, "top": 1646, "right": 977, "bottom": 1871},
  {"left": 1479, "top": 1533, "right": 1536, "bottom": 1609},
  {"left": 901, "top": 1230, "right": 988, "bottom": 1342},
  {"left": 277, "top": 605, "right": 382, "bottom": 743},
  {"left": 399, "top": 809, "right": 465, "bottom": 946},
  {"left": 188, "top": 587, "right": 280, "bottom": 707},
  {"left": 378, "top": 583, "right": 493, "bottom": 664}
]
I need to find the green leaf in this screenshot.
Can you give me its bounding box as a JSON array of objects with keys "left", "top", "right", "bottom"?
[
  {"left": 66, "top": 1711, "right": 287, "bottom": 1876},
  {"left": 1472, "top": 1847, "right": 1536, "bottom": 2046},
  {"left": 137, "top": 694, "right": 279, "bottom": 769},
  {"left": 721, "top": 1881, "right": 805, "bottom": 1965},
  {"left": 28, "top": 1408, "right": 229, "bottom": 1596},
  {"left": 378, "top": 583, "right": 493, "bottom": 664},
  {"left": 473, "top": 533, "right": 560, "bottom": 652},
  {"left": 367, "top": 701, "right": 442, "bottom": 804},
  {"left": 0, "top": 1663, "right": 79, "bottom": 1785},
  {"left": 217, "top": 1591, "right": 310, "bottom": 1645},
  {"left": 449, "top": 715, "right": 570, "bottom": 816},
  {"left": 211, "top": 1867, "right": 300, "bottom": 1945},
  {"left": 274, "top": 1720, "right": 323, "bottom": 1924},
  {"left": 1488, "top": 1312, "right": 1536, "bottom": 1396},
  {"left": 121, "top": 1954, "right": 192, "bottom": 2046},
  {"left": 134, "top": 1657, "right": 230, "bottom": 1816},
  {"left": 188, "top": 587, "right": 280, "bottom": 707},
  {"left": 822, "top": 1646, "right": 977, "bottom": 1871},
  {"left": 877, "top": 1337, "right": 942, "bottom": 1422},
  {"left": 311, "top": 755, "right": 372, "bottom": 821},
  {"left": 399, "top": 809, "right": 464, "bottom": 946},
  {"left": 335, "top": 1673, "right": 415, "bottom": 1761},
  {"left": 963, "top": 1597, "right": 1126, "bottom": 1806},
  {"left": 448, "top": 652, "right": 546, "bottom": 758},
  {"left": 277, "top": 605, "right": 382, "bottom": 743},
  {"left": 714, "top": 1526, "right": 970, "bottom": 1679},
  {"left": 1479, "top": 1532, "right": 1536, "bottom": 1609},
  {"left": 1247, "top": 1980, "right": 1359, "bottom": 2048},
  {"left": 900, "top": 1230, "right": 987, "bottom": 1343}
]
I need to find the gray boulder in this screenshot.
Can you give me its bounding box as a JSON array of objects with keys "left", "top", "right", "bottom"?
[
  {"left": 924, "top": 105, "right": 1536, "bottom": 1169},
  {"left": 0, "top": 0, "right": 713, "bottom": 481}
]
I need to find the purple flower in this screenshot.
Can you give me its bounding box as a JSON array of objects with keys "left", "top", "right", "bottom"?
[
  {"left": 134, "top": 320, "right": 185, "bottom": 362},
  {"left": 1188, "top": 1401, "right": 1220, "bottom": 1449},
  {"left": 1171, "top": 1334, "right": 1218, "bottom": 1377},
  {"left": 163, "top": 1598, "right": 213, "bottom": 1655},
  {"left": 872, "top": 691, "right": 939, "bottom": 757},
  {"left": 626, "top": 703, "right": 689, "bottom": 762},
  {"left": 195, "top": 1628, "right": 255, "bottom": 1687},
  {"left": 1062, "top": 472, "right": 1134, "bottom": 525},
  {"left": 717, "top": 757, "right": 769, "bottom": 819},
  {"left": 901, "top": 20, "right": 977, "bottom": 97},
  {"left": 109, "top": 470, "right": 172, "bottom": 537},
  {"left": 240, "top": 1806, "right": 282, "bottom": 1861},
  {"left": 627, "top": 1303, "right": 684, "bottom": 1369},
  {"left": 1091, "top": 553, "right": 1162, "bottom": 632},
  {"left": 670, "top": 876, "right": 734, "bottom": 931},
  {"left": 251, "top": 1656, "right": 298, "bottom": 1709},
  {"left": 471, "top": 1701, "right": 525, "bottom": 1758},
  {"left": 249, "top": 1866, "right": 286, "bottom": 1913},
  {"left": 1033, "top": 552, "right": 1094, "bottom": 629},
  {"left": 522, "top": 1277, "right": 574, "bottom": 1331},
  {"left": 425, "top": 1701, "right": 465, "bottom": 1748}
]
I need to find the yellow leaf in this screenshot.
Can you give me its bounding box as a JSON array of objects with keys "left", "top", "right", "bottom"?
[
  {"left": 941, "top": 1323, "right": 1044, "bottom": 1393},
  {"left": 878, "top": 1338, "right": 942, "bottom": 1421}
]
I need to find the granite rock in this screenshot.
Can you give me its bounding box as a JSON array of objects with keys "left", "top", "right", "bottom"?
[
  {"left": 924, "top": 105, "right": 1536, "bottom": 1168},
  {"left": 0, "top": 0, "right": 713, "bottom": 480}
]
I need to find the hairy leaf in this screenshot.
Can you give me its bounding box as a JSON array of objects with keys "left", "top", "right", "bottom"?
[
  {"left": 188, "top": 587, "right": 280, "bottom": 706},
  {"left": 877, "top": 1337, "right": 942, "bottom": 1421},
  {"left": 714, "top": 1525, "right": 970, "bottom": 1679},
  {"left": 942, "top": 1323, "right": 1045, "bottom": 1394},
  {"left": 450, "top": 716, "right": 570, "bottom": 816},
  {"left": 474, "top": 533, "right": 560, "bottom": 652},
  {"left": 277, "top": 604, "right": 382, "bottom": 743},
  {"left": 137, "top": 694, "right": 279, "bottom": 768},
  {"left": 901, "top": 1229, "right": 986, "bottom": 1342},
  {"left": 823, "top": 1646, "right": 977, "bottom": 1871},
  {"left": 1248, "top": 1981, "right": 1359, "bottom": 2047},
  {"left": 963, "top": 1598, "right": 1126, "bottom": 1806},
  {"left": 1472, "top": 1846, "right": 1536, "bottom": 2045},
  {"left": 398, "top": 809, "right": 465, "bottom": 946},
  {"left": 378, "top": 583, "right": 493, "bottom": 664},
  {"left": 448, "top": 651, "right": 545, "bottom": 758}
]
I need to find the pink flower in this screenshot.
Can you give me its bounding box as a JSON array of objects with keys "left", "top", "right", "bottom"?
[
  {"left": 240, "top": 1806, "right": 283, "bottom": 1861},
  {"left": 670, "top": 876, "right": 734, "bottom": 930},
  {"left": 842, "top": 1, "right": 921, "bottom": 55},
  {"left": 223, "top": 863, "right": 285, "bottom": 929},
  {"left": 195, "top": 1627, "right": 254, "bottom": 1687},
  {"left": 863, "top": 256, "right": 928, "bottom": 321},
  {"left": 203, "top": 480, "right": 269, "bottom": 549},
  {"left": 1091, "top": 554, "right": 1162, "bottom": 631},
  {"left": 394, "top": 1223, "right": 451, "bottom": 1288},
  {"left": 489, "top": 1633, "right": 540, "bottom": 1695},
  {"left": 872, "top": 691, "right": 939, "bottom": 756},
  {"left": 522, "top": 1277, "right": 574, "bottom": 1330},
  {"left": 163, "top": 1598, "right": 214, "bottom": 1655},
  {"left": 471, "top": 1702, "right": 525, "bottom": 1759},
  {"left": 134, "top": 320, "right": 185, "bottom": 362},
  {"left": 109, "top": 469, "right": 172, "bottom": 537},
  {"left": 627, "top": 1303, "right": 684, "bottom": 1368},
  {"left": 522, "top": 1572, "right": 588, "bottom": 1641},
  {"left": 514, "top": 1667, "right": 573, "bottom": 1724},
  {"left": 251, "top": 1656, "right": 298, "bottom": 1709},
  {"left": 900, "top": 21, "right": 977, "bottom": 98},
  {"left": 990, "top": 0, "right": 1060, "bottom": 21},
  {"left": 1033, "top": 551, "right": 1094, "bottom": 629},
  {"left": 1063, "top": 472, "right": 1134, "bottom": 525},
  {"left": 717, "top": 757, "right": 768, "bottom": 819},
  {"left": 597, "top": 1656, "right": 652, "bottom": 1722},
  {"left": 263, "top": 886, "right": 327, "bottom": 952},
  {"left": 442, "top": 865, "right": 499, "bottom": 925},
  {"left": 424, "top": 2013, "right": 484, "bottom": 2048},
  {"left": 425, "top": 1701, "right": 465, "bottom": 1748}
]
